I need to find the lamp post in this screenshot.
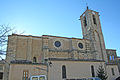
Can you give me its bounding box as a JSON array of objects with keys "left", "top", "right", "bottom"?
[{"left": 45, "top": 59, "right": 52, "bottom": 80}]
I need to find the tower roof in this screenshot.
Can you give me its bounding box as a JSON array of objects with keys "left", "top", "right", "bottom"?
[{"left": 80, "top": 7, "right": 99, "bottom": 18}]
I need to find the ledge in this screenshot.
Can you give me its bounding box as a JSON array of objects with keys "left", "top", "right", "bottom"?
[
  {"left": 106, "top": 63, "right": 118, "bottom": 65},
  {"left": 48, "top": 58, "right": 105, "bottom": 62},
  {"left": 10, "top": 60, "right": 46, "bottom": 65}
]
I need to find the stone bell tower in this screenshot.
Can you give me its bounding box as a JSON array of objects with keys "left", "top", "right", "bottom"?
[{"left": 80, "top": 7, "right": 108, "bottom": 62}]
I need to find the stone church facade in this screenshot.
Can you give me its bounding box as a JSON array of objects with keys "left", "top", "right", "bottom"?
[{"left": 0, "top": 8, "right": 119, "bottom": 80}]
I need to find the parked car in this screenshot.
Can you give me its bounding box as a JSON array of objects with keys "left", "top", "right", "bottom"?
[
  {"left": 88, "top": 77, "right": 101, "bottom": 80},
  {"left": 30, "top": 75, "right": 46, "bottom": 80}
]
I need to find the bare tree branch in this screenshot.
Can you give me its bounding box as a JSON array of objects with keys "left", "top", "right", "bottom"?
[{"left": 0, "top": 24, "right": 14, "bottom": 55}]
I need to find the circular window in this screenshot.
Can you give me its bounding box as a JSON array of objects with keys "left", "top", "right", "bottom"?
[
  {"left": 54, "top": 41, "right": 61, "bottom": 47},
  {"left": 78, "top": 43, "right": 83, "bottom": 49}
]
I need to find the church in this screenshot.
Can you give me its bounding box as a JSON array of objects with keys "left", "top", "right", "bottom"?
[{"left": 0, "top": 7, "right": 119, "bottom": 80}]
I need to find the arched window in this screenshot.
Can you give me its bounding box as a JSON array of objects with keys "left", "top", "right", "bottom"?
[
  {"left": 62, "top": 65, "right": 66, "bottom": 79},
  {"left": 33, "top": 57, "right": 37, "bottom": 63},
  {"left": 84, "top": 16, "right": 87, "bottom": 27},
  {"left": 111, "top": 68, "right": 115, "bottom": 75},
  {"left": 109, "top": 55, "right": 115, "bottom": 60},
  {"left": 23, "top": 70, "right": 28, "bottom": 80},
  {"left": 93, "top": 15, "right": 96, "bottom": 24},
  {"left": 91, "top": 65, "right": 95, "bottom": 77}
]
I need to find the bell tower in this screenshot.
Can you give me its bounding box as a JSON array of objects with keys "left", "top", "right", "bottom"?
[{"left": 80, "top": 7, "right": 108, "bottom": 62}]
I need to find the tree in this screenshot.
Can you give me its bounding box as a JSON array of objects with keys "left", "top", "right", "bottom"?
[
  {"left": 0, "top": 24, "right": 13, "bottom": 55},
  {"left": 96, "top": 64, "right": 108, "bottom": 80}
]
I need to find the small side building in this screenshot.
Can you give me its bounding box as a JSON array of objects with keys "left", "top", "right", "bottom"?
[{"left": 106, "top": 49, "right": 119, "bottom": 80}]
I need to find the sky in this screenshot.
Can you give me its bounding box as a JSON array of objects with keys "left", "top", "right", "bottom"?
[{"left": 0, "top": 0, "right": 120, "bottom": 57}]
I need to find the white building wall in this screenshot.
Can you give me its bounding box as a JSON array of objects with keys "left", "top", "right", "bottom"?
[
  {"left": 106, "top": 65, "right": 119, "bottom": 80},
  {"left": 48, "top": 60, "right": 105, "bottom": 80}
]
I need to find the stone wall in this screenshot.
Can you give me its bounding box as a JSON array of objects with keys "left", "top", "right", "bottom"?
[
  {"left": 7, "top": 34, "right": 94, "bottom": 63},
  {"left": 9, "top": 63, "right": 47, "bottom": 80}
]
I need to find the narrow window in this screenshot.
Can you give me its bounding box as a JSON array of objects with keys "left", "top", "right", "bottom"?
[
  {"left": 23, "top": 70, "right": 28, "bottom": 80},
  {"left": 109, "top": 56, "right": 112, "bottom": 60},
  {"left": 112, "top": 56, "right": 114, "bottom": 60},
  {"left": 33, "top": 57, "right": 37, "bottom": 62},
  {"left": 0, "top": 65, "right": 3, "bottom": 70},
  {"left": 84, "top": 16, "right": 87, "bottom": 26},
  {"left": 111, "top": 68, "right": 115, "bottom": 75},
  {"left": 91, "top": 65, "right": 95, "bottom": 77},
  {"left": 62, "top": 65, "right": 66, "bottom": 79},
  {"left": 93, "top": 15, "right": 96, "bottom": 24}
]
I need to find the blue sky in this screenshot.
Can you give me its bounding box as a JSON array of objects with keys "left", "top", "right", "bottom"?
[{"left": 0, "top": 0, "right": 120, "bottom": 56}]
